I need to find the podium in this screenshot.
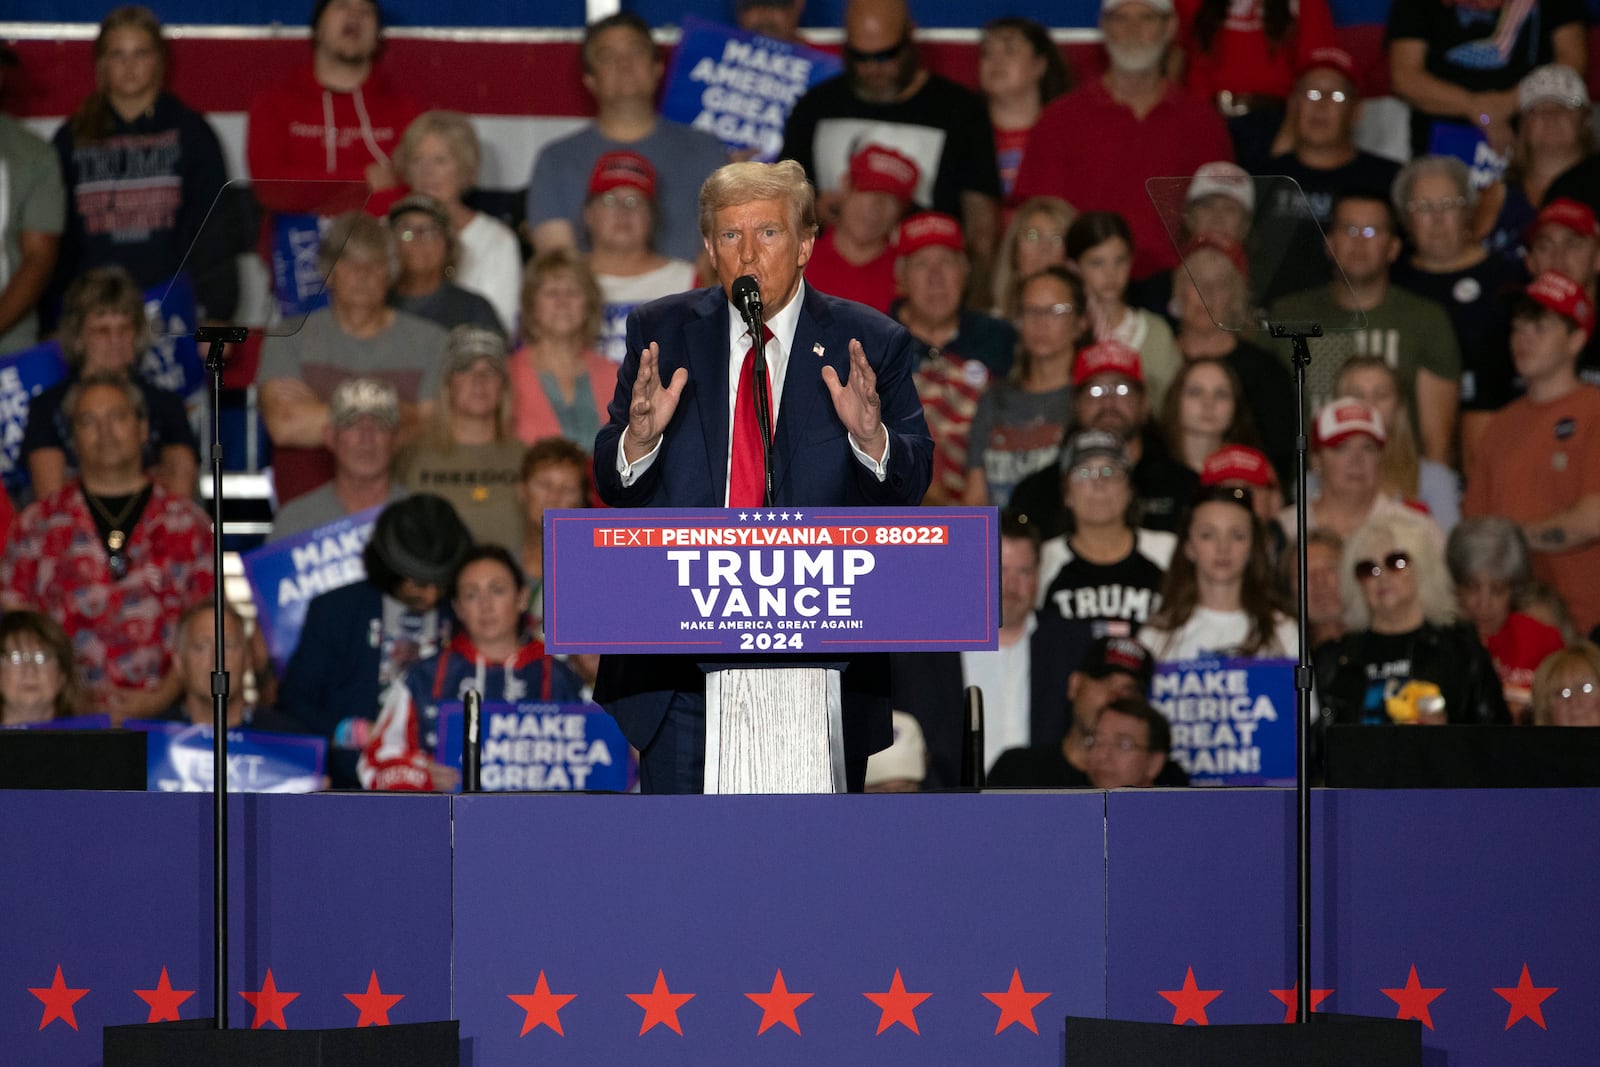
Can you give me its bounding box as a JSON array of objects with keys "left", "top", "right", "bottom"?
[{"left": 543, "top": 507, "right": 1000, "bottom": 793}]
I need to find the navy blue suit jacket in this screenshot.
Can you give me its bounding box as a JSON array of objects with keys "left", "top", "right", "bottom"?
[{"left": 592, "top": 283, "right": 934, "bottom": 760}]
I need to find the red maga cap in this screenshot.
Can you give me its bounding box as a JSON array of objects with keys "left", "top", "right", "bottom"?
[
  {"left": 1525, "top": 270, "right": 1595, "bottom": 338},
  {"left": 849, "top": 143, "right": 920, "bottom": 202},
  {"left": 896, "top": 211, "right": 965, "bottom": 257},
  {"left": 1526, "top": 198, "right": 1600, "bottom": 243},
  {"left": 1200, "top": 444, "right": 1275, "bottom": 488},
  {"left": 1072, "top": 340, "right": 1144, "bottom": 387},
  {"left": 588, "top": 151, "right": 657, "bottom": 201}
]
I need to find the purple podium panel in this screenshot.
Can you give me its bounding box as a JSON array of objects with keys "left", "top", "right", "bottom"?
[
  {"left": 451, "top": 793, "right": 1105, "bottom": 1065},
  {"left": 0, "top": 792, "right": 452, "bottom": 1064},
  {"left": 1104, "top": 789, "right": 1600, "bottom": 1065},
  {"left": 543, "top": 507, "right": 1000, "bottom": 655}
]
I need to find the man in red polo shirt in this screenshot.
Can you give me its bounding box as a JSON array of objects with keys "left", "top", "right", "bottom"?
[{"left": 1012, "top": 0, "right": 1231, "bottom": 287}]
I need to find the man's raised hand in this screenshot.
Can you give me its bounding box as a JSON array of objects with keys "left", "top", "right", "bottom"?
[
  {"left": 822, "top": 339, "right": 887, "bottom": 458},
  {"left": 623, "top": 342, "right": 689, "bottom": 462}
]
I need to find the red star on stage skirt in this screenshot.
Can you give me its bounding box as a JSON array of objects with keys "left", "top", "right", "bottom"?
[
  {"left": 864, "top": 968, "right": 932, "bottom": 1035},
  {"left": 29, "top": 965, "right": 89, "bottom": 1031},
  {"left": 745, "top": 968, "right": 814, "bottom": 1035},
  {"left": 626, "top": 969, "right": 695, "bottom": 1035},
  {"left": 1268, "top": 983, "right": 1333, "bottom": 1023},
  {"left": 239, "top": 968, "right": 300, "bottom": 1030},
  {"left": 508, "top": 971, "right": 577, "bottom": 1037},
  {"left": 1493, "top": 963, "right": 1557, "bottom": 1030},
  {"left": 1381, "top": 965, "right": 1445, "bottom": 1030},
  {"left": 343, "top": 970, "right": 405, "bottom": 1027},
  {"left": 134, "top": 966, "right": 195, "bottom": 1023},
  {"left": 1158, "top": 967, "right": 1223, "bottom": 1025},
  {"left": 982, "top": 968, "right": 1052, "bottom": 1035}
]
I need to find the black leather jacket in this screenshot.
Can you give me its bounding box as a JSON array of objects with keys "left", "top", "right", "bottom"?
[{"left": 1313, "top": 621, "right": 1512, "bottom": 729}]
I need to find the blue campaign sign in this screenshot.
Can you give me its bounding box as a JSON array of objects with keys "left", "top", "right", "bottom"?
[
  {"left": 1149, "top": 656, "right": 1296, "bottom": 786},
  {"left": 543, "top": 507, "right": 1000, "bottom": 655},
  {"left": 271, "top": 213, "right": 332, "bottom": 320},
  {"left": 141, "top": 273, "right": 205, "bottom": 398},
  {"left": 240, "top": 506, "right": 382, "bottom": 673},
  {"left": 0, "top": 341, "right": 69, "bottom": 492},
  {"left": 1428, "top": 122, "right": 1508, "bottom": 190},
  {"left": 435, "top": 700, "right": 636, "bottom": 792},
  {"left": 660, "top": 16, "right": 844, "bottom": 161},
  {"left": 127, "top": 720, "right": 327, "bottom": 792}
]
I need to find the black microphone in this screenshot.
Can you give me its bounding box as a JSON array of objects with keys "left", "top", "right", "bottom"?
[{"left": 732, "top": 274, "right": 763, "bottom": 329}]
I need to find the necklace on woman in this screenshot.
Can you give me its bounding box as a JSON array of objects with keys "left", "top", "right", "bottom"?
[{"left": 82, "top": 488, "right": 142, "bottom": 552}]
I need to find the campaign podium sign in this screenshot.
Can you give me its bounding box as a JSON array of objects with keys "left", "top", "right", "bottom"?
[
  {"left": 543, "top": 507, "right": 999, "bottom": 655},
  {"left": 544, "top": 507, "right": 998, "bottom": 793},
  {"left": 1149, "top": 656, "right": 1296, "bottom": 787}
]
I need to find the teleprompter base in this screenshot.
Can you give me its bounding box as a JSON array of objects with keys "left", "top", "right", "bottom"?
[
  {"left": 103, "top": 1018, "right": 459, "bottom": 1066},
  {"left": 1063, "top": 1013, "right": 1421, "bottom": 1066}
]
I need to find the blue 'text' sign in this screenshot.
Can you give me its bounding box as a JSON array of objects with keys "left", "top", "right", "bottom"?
[
  {"left": 542, "top": 507, "right": 1000, "bottom": 655},
  {"left": 1149, "top": 656, "right": 1297, "bottom": 786}
]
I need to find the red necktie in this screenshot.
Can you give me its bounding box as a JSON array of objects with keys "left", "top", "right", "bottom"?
[{"left": 729, "top": 326, "right": 775, "bottom": 507}]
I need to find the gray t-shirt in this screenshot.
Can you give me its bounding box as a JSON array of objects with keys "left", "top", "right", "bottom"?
[
  {"left": 965, "top": 381, "right": 1074, "bottom": 509},
  {"left": 524, "top": 120, "right": 728, "bottom": 263},
  {"left": 267, "top": 481, "right": 408, "bottom": 543},
  {"left": 258, "top": 307, "right": 449, "bottom": 404},
  {"left": 1, "top": 114, "right": 67, "bottom": 355}
]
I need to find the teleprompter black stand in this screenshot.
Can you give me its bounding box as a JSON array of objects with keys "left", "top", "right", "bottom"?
[
  {"left": 1057, "top": 176, "right": 1424, "bottom": 1063},
  {"left": 103, "top": 179, "right": 458, "bottom": 1064}
]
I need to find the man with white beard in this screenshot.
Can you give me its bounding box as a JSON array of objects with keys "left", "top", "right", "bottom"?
[{"left": 1011, "top": 0, "right": 1231, "bottom": 290}]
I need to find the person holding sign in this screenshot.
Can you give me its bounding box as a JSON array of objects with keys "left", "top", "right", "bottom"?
[
  {"left": 1138, "top": 484, "right": 1297, "bottom": 663},
  {"left": 1313, "top": 508, "right": 1509, "bottom": 729},
  {"left": 593, "top": 159, "right": 933, "bottom": 793},
  {"left": 359, "top": 545, "right": 585, "bottom": 791},
  {"left": 0, "top": 611, "right": 83, "bottom": 726},
  {"left": 276, "top": 493, "right": 472, "bottom": 783}
]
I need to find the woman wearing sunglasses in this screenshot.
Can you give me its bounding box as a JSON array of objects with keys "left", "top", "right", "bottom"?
[
  {"left": 1313, "top": 509, "right": 1508, "bottom": 728},
  {"left": 1138, "top": 485, "right": 1295, "bottom": 664}
]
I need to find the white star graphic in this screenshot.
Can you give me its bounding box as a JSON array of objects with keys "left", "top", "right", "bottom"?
[
  {"left": 738, "top": 511, "right": 748, "bottom": 521},
  {"left": 767, "top": 511, "right": 778, "bottom": 520}
]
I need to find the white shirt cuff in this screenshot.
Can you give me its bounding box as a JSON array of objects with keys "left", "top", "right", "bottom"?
[
  {"left": 848, "top": 431, "right": 890, "bottom": 482},
  {"left": 616, "top": 436, "right": 663, "bottom": 486}
]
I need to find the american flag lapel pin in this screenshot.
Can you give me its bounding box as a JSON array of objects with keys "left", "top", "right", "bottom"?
[{"left": 813, "top": 342, "right": 825, "bottom": 358}]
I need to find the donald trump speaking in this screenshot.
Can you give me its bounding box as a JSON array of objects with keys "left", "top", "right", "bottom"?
[{"left": 593, "top": 160, "right": 934, "bottom": 793}]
